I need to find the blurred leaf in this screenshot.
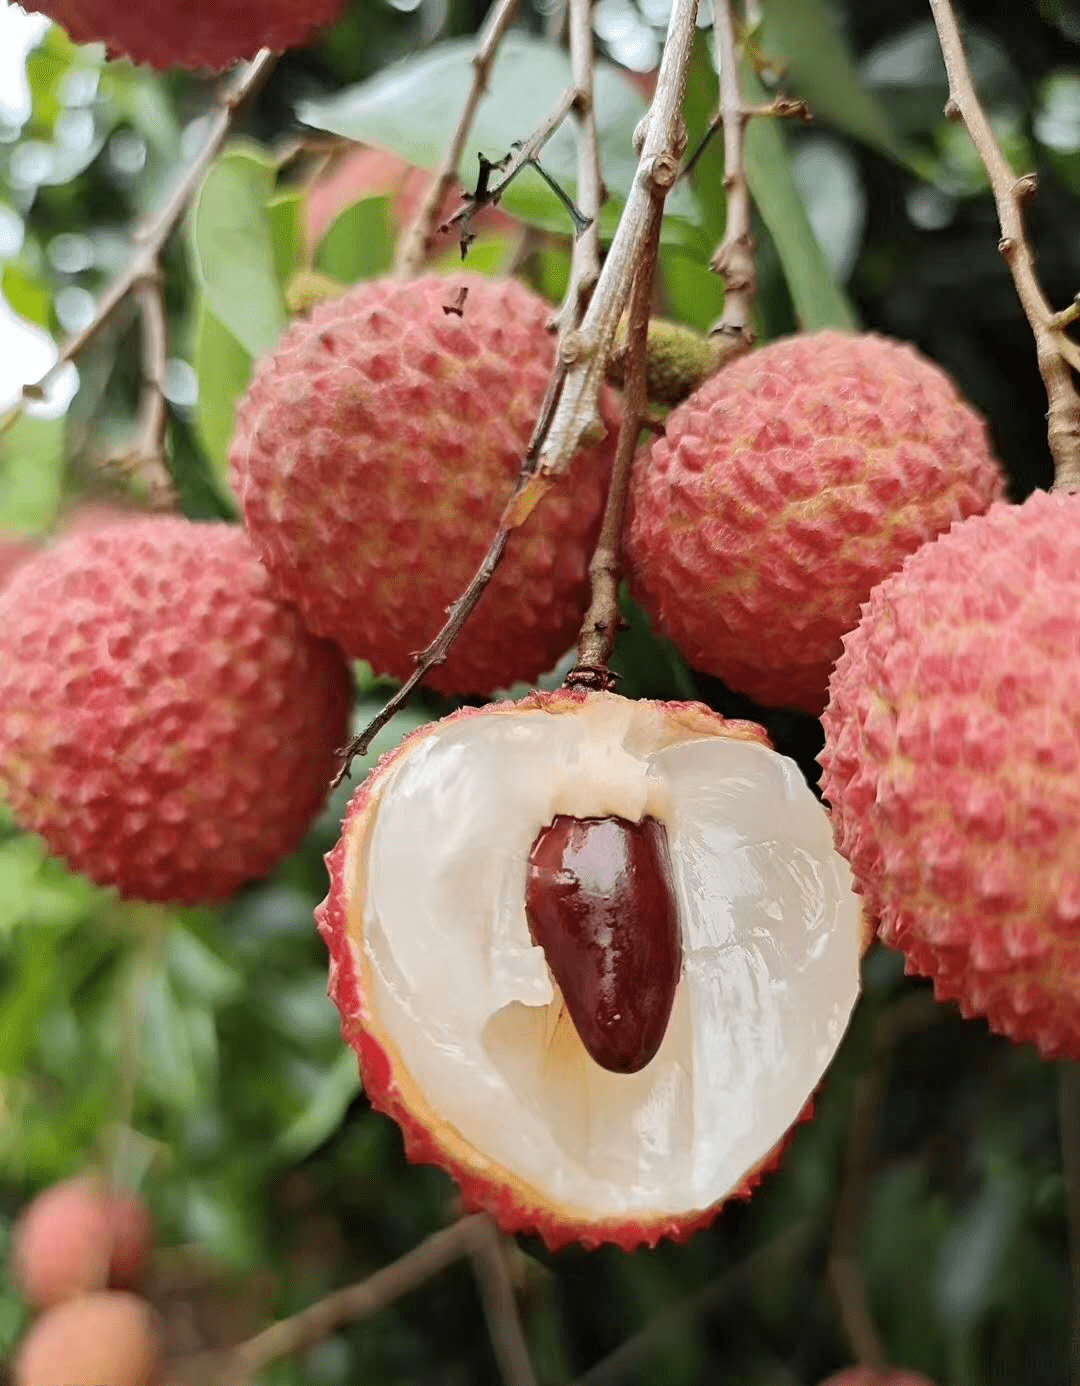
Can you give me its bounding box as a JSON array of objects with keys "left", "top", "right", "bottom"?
[
  {"left": 660, "top": 246, "right": 725, "bottom": 332},
  {"left": 267, "top": 190, "right": 304, "bottom": 290},
  {"left": 165, "top": 923, "right": 242, "bottom": 1007},
  {"left": 24, "top": 26, "right": 77, "bottom": 135},
  {"left": 742, "top": 61, "right": 858, "bottom": 330},
  {"left": 190, "top": 142, "right": 287, "bottom": 360},
  {"left": 193, "top": 293, "right": 252, "bottom": 486},
  {"left": 0, "top": 836, "right": 100, "bottom": 936},
  {"left": 273, "top": 1048, "right": 361, "bottom": 1166},
  {"left": 935, "top": 1171, "right": 1021, "bottom": 1326},
  {"left": 757, "top": 0, "right": 909, "bottom": 163},
  {"left": 682, "top": 34, "right": 727, "bottom": 247},
  {"left": 791, "top": 136, "right": 867, "bottom": 282},
  {"left": 314, "top": 194, "right": 394, "bottom": 284},
  {"left": 2, "top": 264, "right": 51, "bottom": 328},
  {"left": 0, "top": 413, "right": 66, "bottom": 535},
  {"left": 297, "top": 33, "right": 699, "bottom": 237}
]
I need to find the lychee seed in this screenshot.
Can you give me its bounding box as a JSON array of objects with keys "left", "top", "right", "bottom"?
[
  {"left": 625, "top": 330, "right": 1004, "bottom": 713},
  {"left": 525, "top": 814, "right": 681, "bottom": 1075}
]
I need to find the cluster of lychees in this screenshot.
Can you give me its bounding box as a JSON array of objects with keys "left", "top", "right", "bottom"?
[{"left": 2, "top": 9, "right": 1075, "bottom": 1350}]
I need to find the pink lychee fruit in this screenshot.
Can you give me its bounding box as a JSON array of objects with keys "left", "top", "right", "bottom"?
[
  {"left": 820, "top": 490, "right": 1080, "bottom": 1058},
  {"left": 0, "top": 534, "right": 34, "bottom": 588},
  {"left": 317, "top": 689, "right": 865, "bottom": 1250},
  {"left": 0, "top": 517, "right": 352, "bottom": 904},
  {"left": 25, "top": 0, "right": 343, "bottom": 69},
  {"left": 230, "top": 274, "right": 615, "bottom": 695},
  {"left": 625, "top": 330, "right": 1004, "bottom": 713}
]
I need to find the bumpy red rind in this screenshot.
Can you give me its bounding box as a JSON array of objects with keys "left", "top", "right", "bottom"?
[
  {"left": 231, "top": 275, "right": 616, "bottom": 697},
  {"left": 0, "top": 518, "right": 352, "bottom": 904},
  {"left": 316, "top": 689, "right": 813, "bottom": 1252},
  {"left": 821, "top": 491, "right": 1080, "bottom": 1059},
  {"left": 27, "top": 0, "right": 344, "bottom": 69},
  {"left": 626, "top": 330, "right": 1003, "bottom": 713}
]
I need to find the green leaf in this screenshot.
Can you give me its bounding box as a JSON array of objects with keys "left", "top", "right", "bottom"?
[
  {"left": 273, "top": 1048, "right": 361, "bottom": 1166},
  {"left": 297, "top": 32, "right": 699, "bottom": 236},
  {"left": 0, "top": 837, "right": 100, "bottom": 937},
  {"left": 0, "top": 413, "right": 66, "bottom": 536},
  {"left": 193, "top": 294, "right": 251, "bottom": 487},
  {"left": 190, "top": 142, "right": 287, "bottom": 360},
  {"left": 682, "top": 34, "right": 728, "bottom": 247},
  {"left": 660, "top": 246, "right": 725, "bottom": 333},
  {"left": 2, "top": 264, "right": 52, "bottom": 329},
  {"left": 757, "top": 0, "right": 909, "bottom": 164},
  {"left": 313, "top": 194, "right": 394, "bottom": 284},
  {"left": 742, "top": 60, "right": 858, "bottom": 330},
  {"left": 266, "top": 190, "right": 305, "bottom": 291}
]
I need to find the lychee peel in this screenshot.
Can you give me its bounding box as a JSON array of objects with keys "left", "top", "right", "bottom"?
[
  {"left": 0, "top": 517, "right": 352, "bottom": 904},
  {"left": 821, "top": 490, "right": 1080, "bottom": 1058},
  {"left": 230, "top": 274, "right": 615, "bottom": 696},
  {"left": 317, "top": 689, "right": 861, "bottom": 1250},
  {"left": 26, "top": 0, "right": 343, "bottom": 69},
  {"left": 626, "top": 330, "right": 1004, "bottom": 713}
]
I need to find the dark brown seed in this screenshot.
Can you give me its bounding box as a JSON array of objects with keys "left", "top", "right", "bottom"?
[{"left": 524, "top": 814, "right": 681, "bottom": 1074}]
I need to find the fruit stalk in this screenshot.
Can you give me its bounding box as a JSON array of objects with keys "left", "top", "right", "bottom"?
[
  {"left": 536, "top": 0, "right": 700, "bottom": 481},
  {"left": 707, "top": 0, "right": 757, "bottom": 357},
  {"left": 394, "top": 0, "right": 522, "bottom": 277},
  {"left": 929, "top": 0, "right": 1080, "bottom": 492},
  {"left": 570, "top": 215, "right": 661, "bottom": 682}
]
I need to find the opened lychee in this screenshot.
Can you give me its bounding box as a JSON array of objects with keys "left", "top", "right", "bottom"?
[
  {"left": 818, "top": 1371, "right": 938, "bottom": 1386},
  {"left": 821, "top": 490, "right": 1080, "bottom": 1058},
  {"left": 25, "top": 0, "right": 344, "bottom": 69},
  {"left": 0, "top": 517, "right": 352, "bottom": 904},
  {"left": 230, "top": 274, "right": 615, "bottom": 696},
  {"left": 318, "top": 690, "right": 864, "bottom": 1249},
  {"left": 625, "top": 330, "right": 1004, "bottom": 713}
]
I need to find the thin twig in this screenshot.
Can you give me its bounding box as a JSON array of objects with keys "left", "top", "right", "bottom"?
[
  {"left": 928, "top": 0, "right": 1080, "bottom": 491},
  {"left": 708, "top": 0, "right": 758, "bottom": 354},
  {"left": 535, "top": 0, "right": 700, "bottom": 480},
  {"left": 567, "top": 211, "right": 663, "bottom": 684},
  {"left": 550, "top": 0, "right": 604, "bottom": 336},
  {"left": 1059, "top": 1064, "right": 1080, "bottom": 1386},
  {"left": 679, "top": 95, "right": 809, "bottom": 184},
  {"left": 0, "top": 50, "right": 277, "bottom": 433},
  {"left": 438, "top": 84, "right": 584, "bottom": 253},
  {"left": 570, "top": 1218, "right": 815, "bottom": 1386},
  {"left": 467, "top": 1217, "right": 538, "bottom": 1386},
  {"left": 185, "top": 1215, "right": 490, "bottom": 1385},
  {"left": 120, "top": 273, "right": 178, "bottom": 509},
  {"left": 394, "top": 0, "right": 522, "bottom": 275}
]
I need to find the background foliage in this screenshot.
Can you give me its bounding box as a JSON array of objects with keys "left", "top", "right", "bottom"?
[{"left": 2, "top": 1, "right": 1080, "bottom": 1382}]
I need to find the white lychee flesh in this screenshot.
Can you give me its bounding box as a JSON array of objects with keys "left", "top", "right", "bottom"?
[{"left": 320, "top": 692, "right": 863, "bottom": 1247}]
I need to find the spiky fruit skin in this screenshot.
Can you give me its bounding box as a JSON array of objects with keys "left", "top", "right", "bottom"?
[
  {"left": 626, "top": 330, "right": 1003, "bottom": 713},
  {"left": 317, "top": 689, "right": 827, "bottom": 1252},
  {"left": 821, "top": 491, "right": 1080, "bottom": 1058},
  {"left": 231, "top": 275, "right": 615, "bottom": 695},
  {"left": 26, "top": 0, "right": 343, "bottom": 69},
  {"left": 0, "top": 518, "right": 352, "bottom": 904}
]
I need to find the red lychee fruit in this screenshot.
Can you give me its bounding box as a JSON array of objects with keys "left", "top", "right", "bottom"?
[
  {"left": 25, "top": 0, "right": 343, "bottom": 69},
  {"left": 0, "top": 517, "right": 352, "bottom": 904},
  {"left": 230, "top": 274, "right": 615, "bottom": 696},
  {"left": 318, "top": 689, "right": 864, "bottom": 1249},
  {"left": 625, "top": 330, "right": 1004, "bottom": 713},
  {"left": 820, "top": 490, "right": 1080, "bottom": 1058}
]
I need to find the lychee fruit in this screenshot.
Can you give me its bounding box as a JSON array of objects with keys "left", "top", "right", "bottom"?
[
  {"left": 0, "top": 517, "right": 352, "bottom": 904},
  {"left": 625, "top": 330, "right": 1004, "bottom": 713},
  {"left": 0, "top": 534, "right": 35, "bottom": 588},
  {"left": 820, "top": 490, "right": 1080, "bottom": 1058},
  {"left": 317, "top": 689, "right": 864, "bottom": 1250},
  {"left": 230, "top": 274, "right": 615, "bottom": 696},
  {"left": 14, "top": 1291, "right": 161, "bottom": 1386},
  {"left": 25, "top": 0, "right": 344, "bottom": 70}
]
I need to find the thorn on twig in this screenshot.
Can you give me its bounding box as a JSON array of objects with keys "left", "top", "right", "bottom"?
[{"left": 443, "top": 286, "right": 469, "bottom": 317}]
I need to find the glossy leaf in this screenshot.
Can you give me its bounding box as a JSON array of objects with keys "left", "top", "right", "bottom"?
[
  {"left": 313, "top": 193, "right": 394, "bottom": 283},
  {"left": 192, "top": 293, "right": 251, "bottom": 487}
]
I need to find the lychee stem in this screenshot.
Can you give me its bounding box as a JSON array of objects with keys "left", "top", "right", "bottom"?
[{"left": 929, "top": 0, "right": 1080, "bottom": 493}]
